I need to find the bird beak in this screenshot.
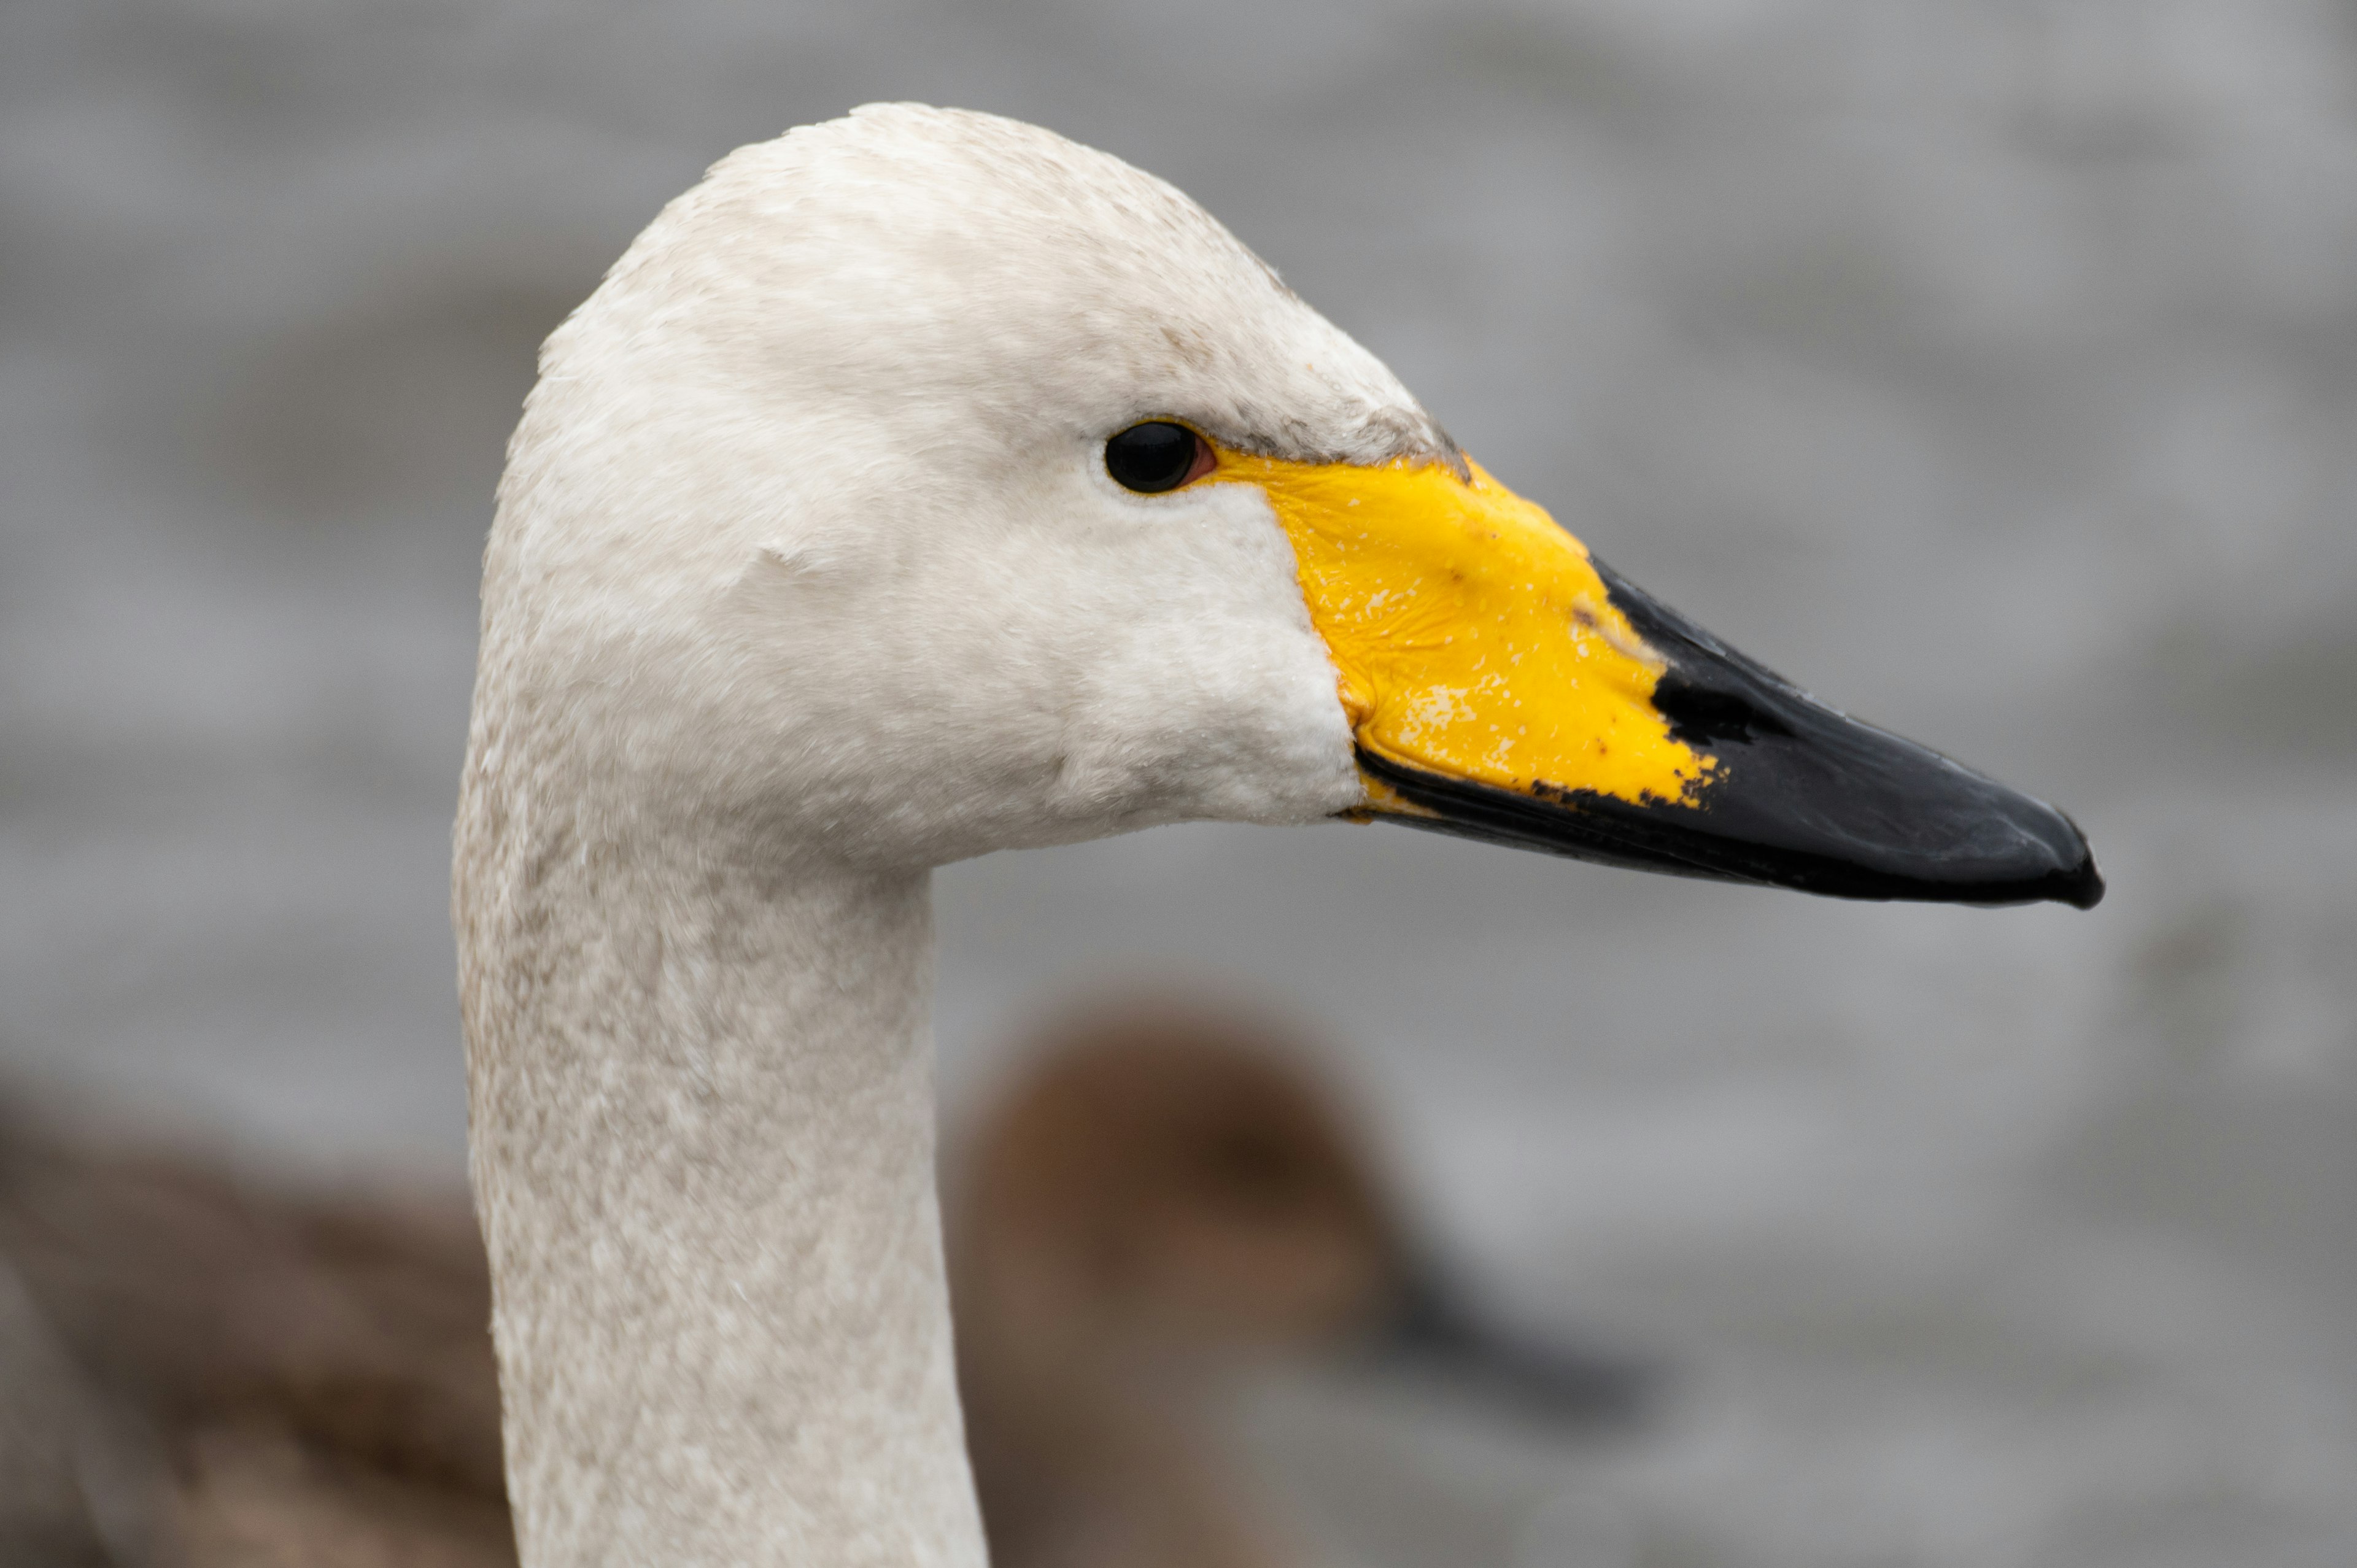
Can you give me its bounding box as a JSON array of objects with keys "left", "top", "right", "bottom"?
[
  {"left": 1220, "top": 452, "right": 2102, "bottom": 908},
  {"left": 1367, "top": 1264, "right": 1655, "bottom": 1427}
]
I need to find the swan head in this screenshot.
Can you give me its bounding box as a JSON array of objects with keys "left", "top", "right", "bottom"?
[{"left": 478, "top": 103, "right": 2099, "bottom": 906}]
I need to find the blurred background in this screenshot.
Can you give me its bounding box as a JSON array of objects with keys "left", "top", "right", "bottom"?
[{"left": 3, "top": 1, "right": 2355, "bottom": 1564}]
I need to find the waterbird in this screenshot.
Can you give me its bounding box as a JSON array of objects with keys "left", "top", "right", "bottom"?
[
  {"left": 451, "top": 102, "right": 2099, "bottom": 1568},
  {"left": 0, "top": 1127, "right": 509, "bottom": 1567},
  {"left": 952, "top": 995, "right": 1652, "bottom": 1568}
]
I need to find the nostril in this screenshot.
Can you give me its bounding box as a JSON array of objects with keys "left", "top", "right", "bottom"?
[{"left": 1651, "top": 673, "right": 1795, "bottom": 747}]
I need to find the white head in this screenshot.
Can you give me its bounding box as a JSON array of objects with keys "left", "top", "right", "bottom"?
[
  {"left": 483, "top": 105, "right": 1422, "bottom": 874},
  {"left": 475, "top": 101, "right": 2098, "bottom": 904}
]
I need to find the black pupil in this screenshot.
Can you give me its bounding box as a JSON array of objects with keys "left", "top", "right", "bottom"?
[{"left": 1105, "top": 422, "right": 1198, "bottom": 493}]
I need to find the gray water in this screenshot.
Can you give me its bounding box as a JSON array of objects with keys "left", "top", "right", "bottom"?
[{"left": 4, "top": 2, "right": 2354, "bottom": 1564}]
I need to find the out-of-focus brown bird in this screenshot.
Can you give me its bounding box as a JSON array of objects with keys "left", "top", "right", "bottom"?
[
  {"left": 950, "top": 997, "right": 1646, "bottom": 1568},
  {"left": 0, "top": 1128, "right": 511, "bottom": 1567},
  {"left": 0, "top": 1001, "right": 1643, "bottom": 1568}
]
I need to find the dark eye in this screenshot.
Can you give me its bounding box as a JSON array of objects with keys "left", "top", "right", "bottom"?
[
  {"left": 1104, "top": 422, "right": 1209, "bottom": 493},
  {"left": 1200, "top": 1129, "right": 1309, "bottom": 1212}
]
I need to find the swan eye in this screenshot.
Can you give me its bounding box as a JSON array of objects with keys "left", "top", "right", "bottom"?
[{"left": 1104, "top": 422, "right": 1209, "bottom": 493}]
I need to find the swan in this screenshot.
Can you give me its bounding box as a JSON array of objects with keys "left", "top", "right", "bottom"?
[{"left": 453, "top": 102, "right": 2099, "bottom": 1568}]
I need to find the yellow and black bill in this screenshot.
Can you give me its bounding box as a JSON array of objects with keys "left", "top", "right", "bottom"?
[
  {"left": 1229, "top": 450, "right": 2103, "bottom": 910},
  {"left": 1358, "top": 555, "right": 2103, "bottom": 908}
]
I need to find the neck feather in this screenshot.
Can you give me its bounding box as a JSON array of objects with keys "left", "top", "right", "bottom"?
[{"left": 456, "top": 815, "right": 986, "bottom": 1568}]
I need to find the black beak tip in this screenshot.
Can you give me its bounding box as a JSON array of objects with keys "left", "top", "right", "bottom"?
[
  {"left": 1987, "top": 795, "right": 2103, "bottom": 910},
  {"left": 1546, "top": 555, "right": 2110, "bottom": 912},
  {"left": 2046, "top": 819, "right": 2104, "bottom": 910}
]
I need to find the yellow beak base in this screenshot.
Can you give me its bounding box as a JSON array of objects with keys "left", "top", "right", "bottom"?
[{"left": 1217, "top": 450, "right": 1714, "bottom": 814}]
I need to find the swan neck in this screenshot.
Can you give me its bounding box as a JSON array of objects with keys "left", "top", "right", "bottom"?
[{"left": 459, "top": 841, "right": 985, "bottom": 1568}]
